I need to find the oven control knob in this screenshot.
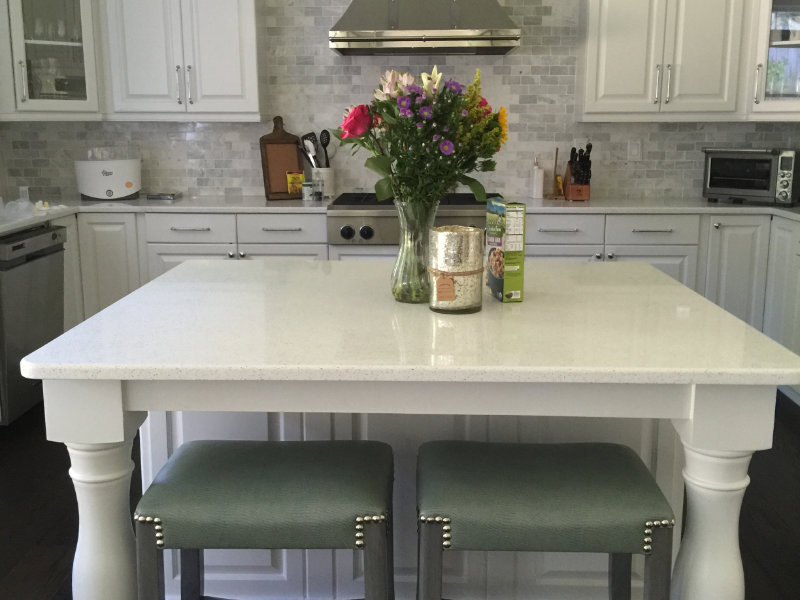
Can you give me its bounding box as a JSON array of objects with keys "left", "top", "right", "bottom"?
[
  {"left": 359, "top": 225, "right": 375, "bottom": 240},
  {"left": 340, "top": 225, "right": 355, "bottom": 240},
  {"left": 779, "top": 191, "right": 790, "bottom": 201},
  {"left": 780, "top": 179, "right": 790, "bottom": 189}
]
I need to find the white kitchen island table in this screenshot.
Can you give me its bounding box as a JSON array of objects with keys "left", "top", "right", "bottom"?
[{"left": 21, "top": 259, "right": 800, "bottom": 600}]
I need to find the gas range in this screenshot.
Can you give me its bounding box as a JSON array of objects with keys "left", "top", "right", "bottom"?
[{"left": 327, "top": 193, "right": 487, "bottom": 245}]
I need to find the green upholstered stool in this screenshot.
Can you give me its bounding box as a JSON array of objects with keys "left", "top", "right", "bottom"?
[
  {"left": 416, "top": 441, "right": 674, "bottom": 600},
  {"left": 134, "top": 440, "right": 394, "bottom": 600}
]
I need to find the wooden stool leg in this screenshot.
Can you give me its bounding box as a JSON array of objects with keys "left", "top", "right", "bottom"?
[
  {"left": 608, "top": 554, "right": 632, "bottom": 600},
  {"left": 364, "top": 521, "right": 390, "bottom": 600},
  {"left": 643, "top": 527, "right": 673, "bottom": 600},
  {"left": 417, "top": 522, "right": 444, "bottom": 600},
  {"left": 135, "top": 521, "right": 164, "bottom": 600},
  {"left": 180, "top": 549, "right": 203, "bottom": 600},
  {"left": 387, "top": 516, "right": 395, "bottom": 600}
]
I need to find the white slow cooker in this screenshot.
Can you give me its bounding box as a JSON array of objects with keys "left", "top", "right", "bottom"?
[{"left": 74, "top": 158, "right": 142, "bottom": 200}]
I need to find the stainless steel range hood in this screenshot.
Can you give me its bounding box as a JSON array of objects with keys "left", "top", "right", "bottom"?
[{"left": 329, "top": 0, "right": 520, "bottom": 55}]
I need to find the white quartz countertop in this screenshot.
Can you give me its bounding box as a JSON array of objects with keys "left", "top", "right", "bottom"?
[{"left": 21, "top": 259, "right": 800, "bottom": 386}]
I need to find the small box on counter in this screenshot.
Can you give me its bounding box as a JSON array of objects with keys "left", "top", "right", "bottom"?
[
  {"left": 286, "top": 171, "right": 305, "bottom": 194},
  {"left": 485, "top": 197, "right": 525, "bottom": 302}
]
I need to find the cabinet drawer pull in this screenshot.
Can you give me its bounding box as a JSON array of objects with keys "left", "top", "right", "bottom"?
[
  {"left": 631, "top": 228, "right": 674, "bottom": 233},
  {"left": 654, "top": 64, "right": 661, "bottom": 104},
  {"left": 261, "top": 227, "right": 303, "bottom": 232},
  {"left": 175, "top": 65, "right": 183, "bottom": 105},
  {"left": 754, "top": 64, "right": 762, "bottom": 105},
  {"left": 18, "top": 61, "right": 27, "bottom": 102},
  {"left": 169, "top": 226, "right": 212, "bottom": 232},
  {"left": 537, "top": 227, "right": 579, "bottom": 233}
]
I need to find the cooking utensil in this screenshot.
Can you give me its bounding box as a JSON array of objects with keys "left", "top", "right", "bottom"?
[
  {"left": 319, "top": 129, "right": 331, "bottom": 167},
  {"left": 298, "top": 143, "right": 315, "bottom": 168},
  {"left": 303, "top": 139, "right": 319, "bottom": 168},
  {"left": 301, "top": 132, "right": 319, "bottom": 160}
]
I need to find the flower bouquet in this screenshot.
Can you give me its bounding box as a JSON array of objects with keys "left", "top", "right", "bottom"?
[{"left": 337, "top": 66, "right": 508, "bottom": 302}]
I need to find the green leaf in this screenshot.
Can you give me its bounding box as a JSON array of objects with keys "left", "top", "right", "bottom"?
[
  {"left": 457, "top": 175, "right": 487, "bottom": 203},
  {"left": 365, "top": 155, "right": 393, "bottom": 178},
  {"left": 375, "top": 177, "right": 393, "bottom": 201}
]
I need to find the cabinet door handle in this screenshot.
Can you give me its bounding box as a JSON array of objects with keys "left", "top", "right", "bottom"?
[
  {"left": 537, "top": 227, "right": 579, "bottom": 233},
  {"left": 653, "top": 64, "right": 661, "bottom": 104},
  {"left": 18, "top": 60, "right": 28, "bottom": 102},
  {"left": 631, "top": 228, "right": 674, "bottom": 233},
  {"left": 175, "top": 65, "right": 183, "bottom": 105},
  {"left": 186, "top": 65, "right": 194, "bottom": 105},
  {"left": 239, "top": 251, "right": 246, "bottom": 258},
  {"left": 169, "top": 226, "right": 211, "bottom": 232},
  {"left": 664, "top": 64, "right": 672, "bottom": 104},
  {"left": 607, "top": 252, "right": 616, "bottom": 260},
  {"left": 713, "top": 222, "right": 721, "bottom": 229},
  {"left": 593, "top": 253, "right": 602, "bottom": 260},
  {"left": 261, "top": 227, "right": 303, "bottom": 232},
  {"left": 227, "top": 251, "right": 235, "bottom": 258},
  {"left": 754, "top": 64, "right": 762, "bottom": 105}
]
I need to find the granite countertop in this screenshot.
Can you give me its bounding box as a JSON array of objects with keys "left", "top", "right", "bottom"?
[
  {"left": 21, "top": 259, "right": 800, "bottom": 385},
  {"left": 4, "top": 193, "right": 800, "bottom": 239}
]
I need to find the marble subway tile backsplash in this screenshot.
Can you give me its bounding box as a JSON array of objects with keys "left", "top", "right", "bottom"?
[{"left": 2, "top": 0, "right": 800, "bottom": 202}]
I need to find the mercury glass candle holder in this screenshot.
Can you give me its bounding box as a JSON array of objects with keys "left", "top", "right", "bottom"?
[{"left": 428, "top": 225, "right": 484, "bottom": 313}]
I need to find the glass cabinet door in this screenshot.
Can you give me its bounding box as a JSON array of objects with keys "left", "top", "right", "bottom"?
[
  {"left": 7, "top": 0, "right": 98, "bottom": 112},
  {"left": 765, "top": 2, "right": 800, "bottom": 100}
]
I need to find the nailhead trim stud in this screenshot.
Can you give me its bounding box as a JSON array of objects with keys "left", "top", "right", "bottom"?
[
  {"left": 642, "top": 518, "right": 675, "bottom": 554},
  {"left": 354, "top": 513, "right": 387, "bottom": 548},
  {"left": 419, "top": 514, "right": 453, "bottom": 549}
]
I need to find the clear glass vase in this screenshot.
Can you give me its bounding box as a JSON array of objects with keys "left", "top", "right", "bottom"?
[{"left": 391, "top": 198, "right": 440, "bottom": 303}]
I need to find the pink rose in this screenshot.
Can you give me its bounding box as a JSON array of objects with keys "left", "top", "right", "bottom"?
[{"left": 341, "top": 104, "right": 372, "bottom": 138}]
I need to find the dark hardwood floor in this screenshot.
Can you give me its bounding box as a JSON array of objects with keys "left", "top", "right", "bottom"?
[{"left": 0, "top": 395, "right": 798, "bottom": 600}]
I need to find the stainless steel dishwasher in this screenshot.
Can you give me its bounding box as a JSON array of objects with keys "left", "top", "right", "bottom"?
[{"left": 0, "top": 225, "right": 65, "bottom": 425}]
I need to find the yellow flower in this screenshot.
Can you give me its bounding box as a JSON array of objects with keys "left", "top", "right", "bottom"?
[
  {"left": 421, "top": 65, "right": 442, "bottom": 95},
  {"left": 498, "top": 106, "right": 509, "bottom": 146}
]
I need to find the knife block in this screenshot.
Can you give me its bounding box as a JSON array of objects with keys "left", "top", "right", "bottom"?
[{"left": 563, "top": 164, "right": 590, "bottom": 202}]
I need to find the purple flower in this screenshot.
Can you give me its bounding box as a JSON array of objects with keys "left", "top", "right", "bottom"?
[
  {"left": 419, "top": 105, "right": 433, "bottom": 120},
  {"left": 408, "top": 84, "right": 423, "bottom": 94},
  {"left": 439, "top": 140, "right": 454, "bottom": 155},
  {"left": 397, "top": 96, "right": 412, "bottom": 109},
  {"left": 461, "top": 109, "right": 468, "bottom": 116},
  {"left": 399, "top": 107, "right": 412, "bottom": 117},
  {"left": 416, "top": 96, "right": 424, "bottom": 104},
  {"left": 416, "top": 122, "right": 423, "bottom": 128},
  {"left": 432, "top": 134, "right": 441, "bottom": 141},
  {"left": 446, "top": 80, "right": 464, "bottom": 94}
]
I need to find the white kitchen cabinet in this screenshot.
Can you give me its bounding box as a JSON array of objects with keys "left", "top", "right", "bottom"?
[
  {"left": 704, "top": 214, "right": 770, "bottom": 329},
  {"left": 51, "top": 214, "right": 84, "bottom": 331},
  {"left": 103, "top": 0, "right": 258, "bottom": 119},
  {"left": 1, "top": 0, "right": 100, "bottom": 119},
  {"left": 764, "top": 216, "right": 800, "bottom": 348},
  {"left": 78, "top": 212, "right": 140, "bottom": 318},
  {"left": 582, "top": 0, "right": 744, "bottom": 118}
]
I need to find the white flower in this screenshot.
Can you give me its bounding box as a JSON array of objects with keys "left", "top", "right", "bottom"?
[
  {"left": 396, "top": 72, "right": 415, "bottom": 95},
  {"left": 375, "top": 70, "right": 399, "bottom": 100},
  {"left": 421, "top": 65, "right": 442, "bottom": 95}
]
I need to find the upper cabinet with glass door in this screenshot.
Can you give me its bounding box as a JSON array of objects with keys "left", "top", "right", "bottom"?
[
  {"left": 5, "top": 0, "right": 99, "bottom": 114},
  {"left": 751, "top": 0, "right": 800, "bottom": 117}
]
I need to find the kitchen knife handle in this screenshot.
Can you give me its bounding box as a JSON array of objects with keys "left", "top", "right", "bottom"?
[
  {"left": 186, "top": 65, "right": 194, "bottom": 105},
  {"left": 175, "top": 65, "right": 183, "bottom": 105},
  {"left": 631, "top": 228, "right": 674, "bottom": 233},
  {"left": 537, "top": 227, "right": 579, "bottom": 233},
  {"left": 754, "top": 64, "right": 762, "bottom": 105},
  {"left": 665, "top": 64, "right": 672, "bottom": 104},
  {"left": 654, "top": 65, "right": 661, "bottom": 104},
  {"left": 18, "top": 60, "right": 27, "bottom": 102},
  {"left": 261, "top": 227, "right": 303, "bottom": 232},
  {"left": 170, "top": 226, "right": 212, "bottom": 232}
]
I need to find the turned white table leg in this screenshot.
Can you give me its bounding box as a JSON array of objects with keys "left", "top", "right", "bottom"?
[
  {"left": 670, "top": 445, "right": 753, "bottom": 600},
  {"left": 67, "top": 438, "right": 138, "bottom": 600}
]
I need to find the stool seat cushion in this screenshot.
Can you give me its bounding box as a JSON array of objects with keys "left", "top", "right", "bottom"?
[
  {"left": 136, "top": 440, "right": 393, "bottom": 550},
  {"left": 417, "top": 441, "right": 673, "bottom": 554}
]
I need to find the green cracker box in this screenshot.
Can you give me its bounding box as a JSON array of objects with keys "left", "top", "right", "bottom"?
[{"left": 485, "top": 197, "right": 525, "bottom": 302}]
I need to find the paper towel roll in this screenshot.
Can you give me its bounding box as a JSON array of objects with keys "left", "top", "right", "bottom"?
[{"left": 531, "top": 166, "right": 544, "bottom": 199}]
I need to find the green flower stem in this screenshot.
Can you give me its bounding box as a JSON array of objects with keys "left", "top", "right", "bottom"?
[{"left": 391, "top": 199, "right": 440, "bottom": 303}]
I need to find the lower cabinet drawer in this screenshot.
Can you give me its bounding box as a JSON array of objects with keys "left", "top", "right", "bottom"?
[
  {"left": 237, "top": 214, "right": 327, "bottom": 244},
  {"left": 605, "top": 214, "right": 700, "bottom": 245},
  {"left": 145, "top": 213, "right": 236, "bottom": 243},
  {"left": 526, "top": 214, "right": 605, "bottom": 244}
]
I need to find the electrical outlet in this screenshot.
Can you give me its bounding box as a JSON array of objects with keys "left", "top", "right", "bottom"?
[{"left": 627, "top": 140, "right": 643, "bottom": 161}]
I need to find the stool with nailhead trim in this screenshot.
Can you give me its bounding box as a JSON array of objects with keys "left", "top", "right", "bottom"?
[
  {"left": 134, "top": 440, "right": 394, "bottom": 600},
  {"left": 416, "top": 441, "right": 674, "bottom": 600}
]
